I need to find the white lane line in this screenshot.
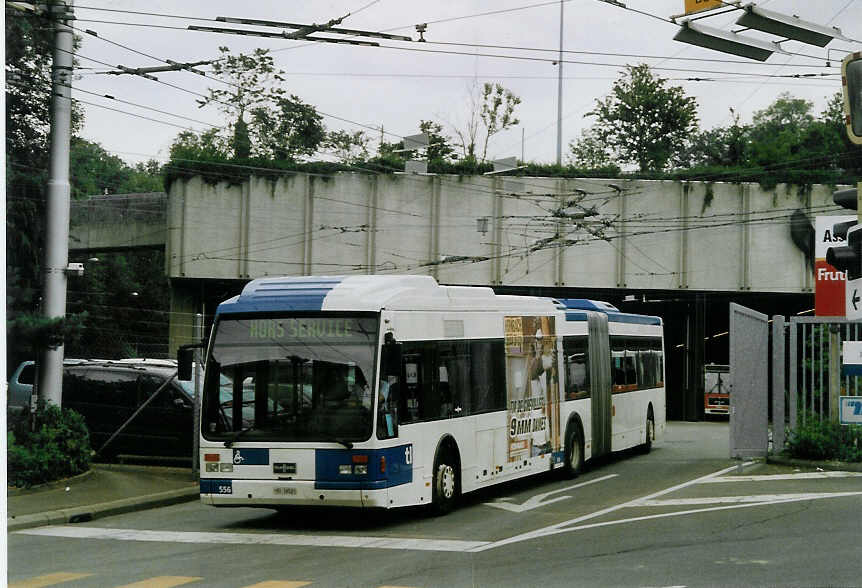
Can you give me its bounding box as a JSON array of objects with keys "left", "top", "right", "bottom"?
[
  {"left": 522, "top": 491, "right": 862, "bottom": 538},
  {"left": 485, "top": 474, "right": 619, "bottom": 512},
  {"left": 701, "top": 472, "right": 862, "bottom": 483},
  {"left": 470, "top": 463, "right": 751, "bottom": 552},
  {"left": 15, "top": 526, "right": 490, "bottom": 552},
  {"left": 635, "top": 492, "right": 862, "bottom": 506}
]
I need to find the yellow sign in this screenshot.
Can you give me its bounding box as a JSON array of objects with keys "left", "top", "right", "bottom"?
[{"left": 685, "top": 0, "right": 723, "bottom": 15}]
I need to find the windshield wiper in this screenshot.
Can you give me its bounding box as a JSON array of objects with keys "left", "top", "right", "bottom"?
[
  {"left": 223, "top": 426, "right": 255, "bottom": 448},
  {"left": 329, "top": 438, "right": 353, "bottom": 449}
]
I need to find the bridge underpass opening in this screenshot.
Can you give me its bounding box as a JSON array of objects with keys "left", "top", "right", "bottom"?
[{"left": 169, "top": 277, "right": 814, "bottom": 423}]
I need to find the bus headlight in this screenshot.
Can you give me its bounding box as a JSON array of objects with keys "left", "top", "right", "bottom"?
[
  {"left": 354, "top": 464, "right": 368, "bottom": 475},
  {"left": 338, "top": 464, "right": 352, "bottom": 475}
]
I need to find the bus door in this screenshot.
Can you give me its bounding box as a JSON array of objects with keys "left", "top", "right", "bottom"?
[{"left": 587, "top": 311, "right": 612, "bottom": 458}]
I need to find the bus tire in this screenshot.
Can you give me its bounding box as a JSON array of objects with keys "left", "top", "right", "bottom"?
[
  {"left": 563, "top": 422, "right": 584, "bottom": 478},
  {"left": 431, "top": 447, "right": 459, "bottom": 515},
  {"left": 640, "top": 408, "right": 655, "bottom": 454}
]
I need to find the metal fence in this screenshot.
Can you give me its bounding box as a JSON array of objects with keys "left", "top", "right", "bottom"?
[{"left": 788, "top": 317, "right": 861, "bottom": 427}]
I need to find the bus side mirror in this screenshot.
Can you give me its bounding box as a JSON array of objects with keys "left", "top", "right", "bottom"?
[
  {"left": 177, "top": 344, "right": 202, "bottom": 380},
  {"left": 381, "top": 333, "right": 401, "bottom": 378}
]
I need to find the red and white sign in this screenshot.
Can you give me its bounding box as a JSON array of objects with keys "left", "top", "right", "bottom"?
[{"left": 815, "top": 215, "right": 856, "bottom": 316}]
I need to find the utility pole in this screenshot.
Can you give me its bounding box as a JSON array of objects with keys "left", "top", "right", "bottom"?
[
  {"left": 38, "top": 0, "right": 75, "bottom": 407},
  {"left": 555, "top": 0, "right": 564, "bottom": 166}
]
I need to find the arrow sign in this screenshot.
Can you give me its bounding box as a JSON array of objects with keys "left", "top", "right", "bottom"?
[
  {"left": 848, "top": 277, "right": 862, "bottom": 320},
  {"left": 484, "top": 474, "right": 617, "bottom": 513}
]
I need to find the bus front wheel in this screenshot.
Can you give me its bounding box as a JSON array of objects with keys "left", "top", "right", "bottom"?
[{"left": 432, "top": 452, "right": 459, "bottom": 515}]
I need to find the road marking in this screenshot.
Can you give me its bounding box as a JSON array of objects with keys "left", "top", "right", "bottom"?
[
  {"left": 484, "top": 474, "right": 618, "bottom": 512},
  {"left": 471, "top": 463, "right": 752, "bottom": 552},
  {"left": 242, "top": 583, "right": 312, "bottom": 588},
  {"left": 482, "top": 491, "right": 862, "bottom": 542},
  {"left": 116, "top": 577, "right": 203, "bottom": 588},
  {"left": 16, "top": 462, "right": 857, "bottom": 556},
  {"left": 16, "top": 526, "right": 490, "bottom": 552},
  {"left": 701, "top": 471, "right": 862, "bottom": 483},
  {"left": 635, "top": 492, "right": 862, "bottom": 506},
  {"left": 9, "top": 573, "right": 93, "bottom": 588}
]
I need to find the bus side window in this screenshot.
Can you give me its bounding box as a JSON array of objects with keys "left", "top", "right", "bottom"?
[
  {"left": 563, "top": 336, "right": 590, "bottom": 400},
  {"left": 470, "top": 340, "right": 499, "bottom": 413},
  {"left": 438, "top": 342, "right": 471, "bottom": 418},
  {"left": 401, "top": 353, "right": 422, "bottom": 424}
]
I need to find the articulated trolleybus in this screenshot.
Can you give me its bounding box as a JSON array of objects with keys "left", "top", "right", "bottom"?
[{"left": 195, "top": 275, "right": 665, "bottom": 514}]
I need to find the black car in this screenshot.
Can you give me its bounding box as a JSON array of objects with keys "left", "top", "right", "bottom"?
[{"left": 8, "top": 359, "right": 196, "bottom": 460}]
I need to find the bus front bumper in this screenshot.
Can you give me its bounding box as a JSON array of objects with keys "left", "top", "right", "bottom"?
[{"left": 200, "top": 478, "right": 391, "bottom": 508}]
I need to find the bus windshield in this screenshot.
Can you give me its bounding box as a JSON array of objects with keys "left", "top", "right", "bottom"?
[{"left": 202, "top": 314, "right": 379, "bottom": 443}]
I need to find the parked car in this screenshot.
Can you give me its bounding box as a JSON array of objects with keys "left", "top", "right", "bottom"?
[{"left": 7, "top": 358, "right": 195, "bottom": 460}]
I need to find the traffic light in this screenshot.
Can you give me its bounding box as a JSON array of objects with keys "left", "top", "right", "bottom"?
[
  {"left": 826, "top": 187, "right": 861, "bottom": 280},
  {"left": 843, "top": 51, "right": 862, "bottom": 145}
]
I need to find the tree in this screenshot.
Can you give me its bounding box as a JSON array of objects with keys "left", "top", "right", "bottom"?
[
  {"left": 70, "top": 138, "right": 163, "bottom": 198},
  {"left": 746, "top": 92, "right": 814, "bottom": 167},
  {"left": 586, "top": 64, "right": 698, "bottom": 172},
  {"left": 479, "top": 83, "right": 521, "bottom": 161},
  {"left": 325, "top": 130, "right": 369, "bottom": 164},
  {"left": 169, "top": 128, "right": 231, "bottom": 162},
  {"left": 196, "top": 47, "right": 286, "bottom": 158},
  {"left": 451, "top": 81, "right": 522, "bottom": 162},
  {"left": 821, "top": 91, "right": 862, "bottom": 176},
  {"left": 6, "top": 4, "right": 84, "bottom": 372},
  {"left": 745, "top": 92, "right": 851, "bottom": 176},
  {"left": 66, "top": 251, "right": 170, "bottom": 359},
  {"left": 186, "top": 48, "right": 327, "bottom": 162},
  {"left": 568, "top": 127, "right": 614, "bottom": 168},
  {"left": 675, "top": 108, "right": 748, "bottom": 169},
  {"left": 419, "top": 120, "right": 455, "bottom": 162},
  {"left": 250, "top": 95, "right": 326, "bottom": 161}
]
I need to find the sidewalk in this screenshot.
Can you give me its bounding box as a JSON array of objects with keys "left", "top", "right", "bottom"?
[{"left": 7, "top": 463, "right": 199, "bottom": 532}]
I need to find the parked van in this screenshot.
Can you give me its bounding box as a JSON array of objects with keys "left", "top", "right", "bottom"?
[{"left": 7, "top": 359, "right": 195, "bottom": 459}]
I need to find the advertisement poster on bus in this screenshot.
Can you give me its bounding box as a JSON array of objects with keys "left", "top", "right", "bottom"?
[{"left": 504, "top": 315, "right": 561, "bottom": 462}]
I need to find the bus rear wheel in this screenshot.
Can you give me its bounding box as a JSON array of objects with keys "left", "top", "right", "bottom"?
[
  {"left": 640, "top": 412, "right": 655, "bottom": 454},
  {"left": 563, "top": 424, "right": 584, "bottom": 478},
  {"left": 431, "top": 452, "right": 458, "bottom": 515}
]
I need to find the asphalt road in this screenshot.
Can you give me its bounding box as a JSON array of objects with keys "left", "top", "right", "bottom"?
[{"left": 9, "top": 422, "right": 862, "bottom": 588}]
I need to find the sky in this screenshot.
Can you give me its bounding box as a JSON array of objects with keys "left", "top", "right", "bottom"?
[{"left": 69, "top": 0, "right": 862, "bottom": 166}]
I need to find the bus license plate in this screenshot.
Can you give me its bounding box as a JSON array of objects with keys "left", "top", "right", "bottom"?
[{"left": 274, "top": 487, "right": 297, "bottom": 496}]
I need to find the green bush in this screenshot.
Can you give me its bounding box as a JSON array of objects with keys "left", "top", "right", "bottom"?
[
  {"left": 785, "top": 417, "right": 862, "bottom": 462},
  {"left": 8, "top": 404, "right": 92, "bottom": 488}
]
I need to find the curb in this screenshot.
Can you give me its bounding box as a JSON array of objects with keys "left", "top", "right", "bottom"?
[
  {"left": 7, "top": 486, "right": 200, "bottom": 532},
  {"left": 7, "top": 469, "right": 94, "bottom": 497},
  {"left": 92, "top": 463, "right": 193, "bottom": 476},
  {"left": 766, "top": 455, "right": 862, "bottom": 473}
]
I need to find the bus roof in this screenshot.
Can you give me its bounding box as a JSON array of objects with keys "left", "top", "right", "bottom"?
[
  {"left": 216, "top": 275, "right": 557, "bottom": 315},
  {"left": 215, "top": 276, "right": 660, "bottom": 326},
  {"left": 557, "top": 299, "right": 662, "bottom": 326}
]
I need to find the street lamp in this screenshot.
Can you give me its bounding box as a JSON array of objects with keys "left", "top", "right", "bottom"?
[
  {"left": 673, "top": 20, "right": 785, "bottom": 62},
  {"left": 735, "top": 4, "right": 850, "bottom": 47}
]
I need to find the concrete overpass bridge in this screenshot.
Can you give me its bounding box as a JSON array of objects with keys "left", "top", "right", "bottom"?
[{"left": 69, "top": 174, "right": 846, "bottom": 419}]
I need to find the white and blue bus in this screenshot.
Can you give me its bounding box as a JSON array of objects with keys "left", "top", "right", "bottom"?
[{"left": 193, "top": 275, "right": 665, "bottom": 514}]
